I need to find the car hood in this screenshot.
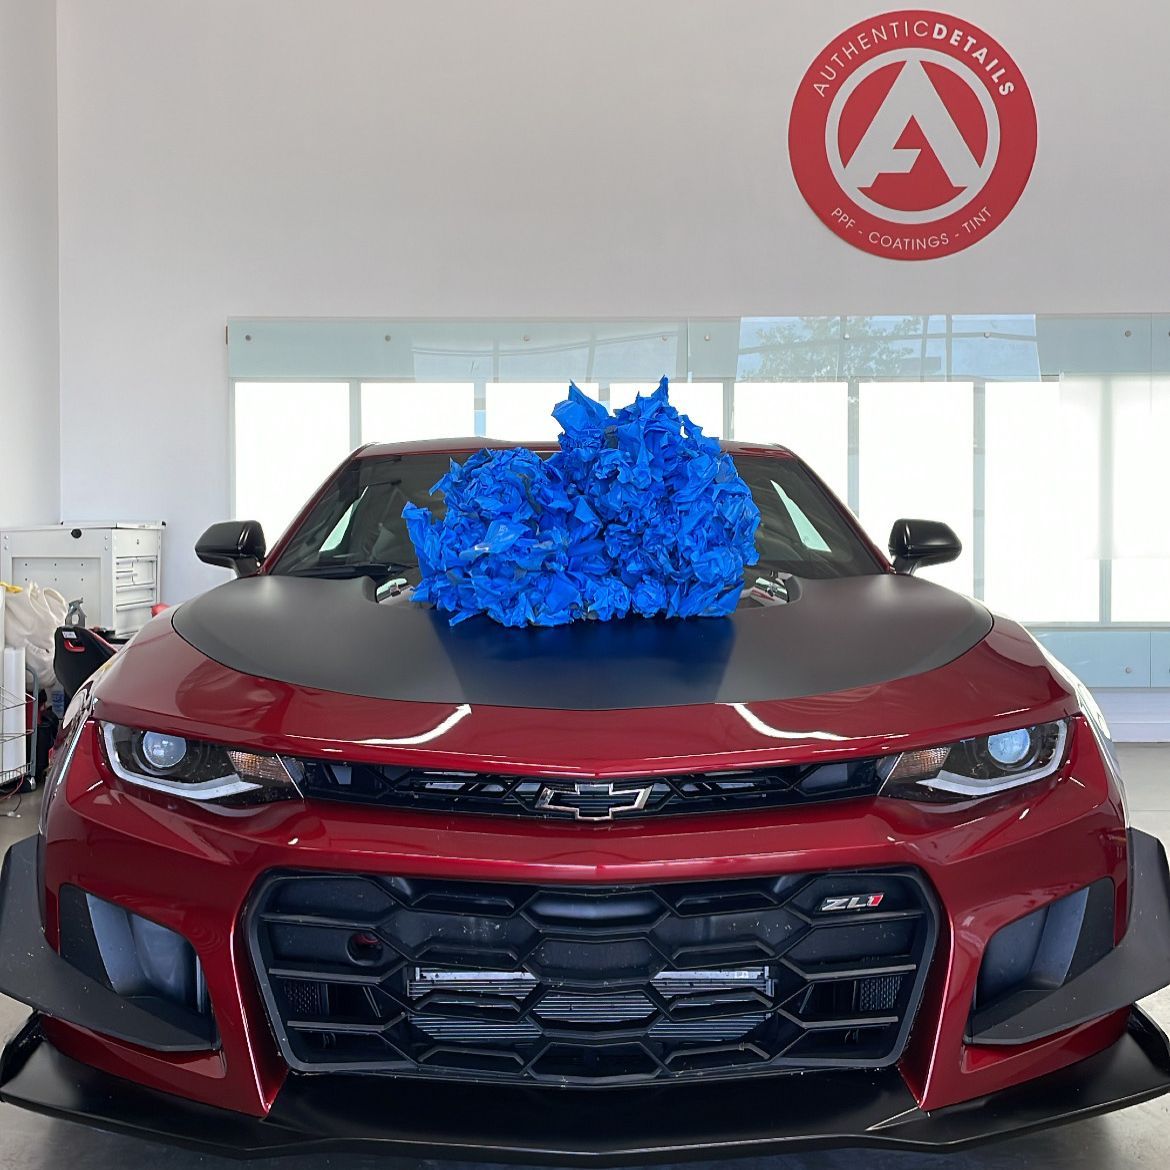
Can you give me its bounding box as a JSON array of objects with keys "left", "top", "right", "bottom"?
[
  {"left": 168, "top": 573, "right": 991, "bottom": 710},
  {"left": 90, "top": 573, "right": 1078, "bottom": 775}
]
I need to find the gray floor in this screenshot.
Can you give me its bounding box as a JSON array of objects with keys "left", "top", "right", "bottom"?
[{"left": 2, "top": 746, "right": 1170, "bottom": 1169}]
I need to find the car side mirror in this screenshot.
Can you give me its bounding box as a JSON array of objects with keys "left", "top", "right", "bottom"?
[
  {"left": 196, "top": 520, "right": 267, "bottom": 577},
  {"left": 888, "top": 519, "right": 962, "bottom": 575}
]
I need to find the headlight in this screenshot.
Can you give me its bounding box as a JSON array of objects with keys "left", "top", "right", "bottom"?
[
  {"left": 880, "top": 719, "right": 1069, "bottom": 802},
  {"left": 99, "top": 723, "right": 303, "bottom": 805}
]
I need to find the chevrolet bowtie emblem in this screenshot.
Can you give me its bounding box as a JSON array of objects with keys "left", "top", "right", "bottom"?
[{"left": 536, "top": 782, "right": 652, "bottom": 821}]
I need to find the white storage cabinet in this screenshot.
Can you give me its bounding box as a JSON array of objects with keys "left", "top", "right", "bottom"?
[{"left": 0, "top": 524, "right": 164, "bottom": 638}]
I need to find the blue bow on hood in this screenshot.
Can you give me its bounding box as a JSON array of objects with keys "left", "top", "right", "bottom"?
[{"left": 403, "top": 377, "right": 761, "bottom": 627}]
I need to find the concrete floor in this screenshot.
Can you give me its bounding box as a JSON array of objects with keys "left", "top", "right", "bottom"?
[{"left": 1, "top": 745, "right": 1169, "bottom": 1169}]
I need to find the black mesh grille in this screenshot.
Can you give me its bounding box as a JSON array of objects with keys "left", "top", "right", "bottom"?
[
  {"left": 298, "top": 759, "right": 887, "bottom": 821},
  {"left": 248, "top": 869, "right": 937, "bottom": 1085}
]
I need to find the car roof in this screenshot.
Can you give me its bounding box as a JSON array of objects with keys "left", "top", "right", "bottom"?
[{"left": 355, "top": 437, "right": 799, "bottom": 459}]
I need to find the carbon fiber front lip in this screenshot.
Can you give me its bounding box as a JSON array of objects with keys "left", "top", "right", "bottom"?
[{"left": 2, "top": 1010, "right": 1169, "bottom": 1162}]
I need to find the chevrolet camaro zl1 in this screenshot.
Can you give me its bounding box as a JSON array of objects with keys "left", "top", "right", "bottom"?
[{"left": 2, "top": 439, "right": 1170, "bottom": 1161}]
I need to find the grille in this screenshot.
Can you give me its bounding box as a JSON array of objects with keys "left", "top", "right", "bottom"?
[
  {"left": 248, "top": 868, "right": 937, "bottom": 1085},
  {"left": 406, "top": 969, "right": 772, "bottom": 1045},
  {"left": 298, "top": 758, "right": 888, "bottom": 821}
]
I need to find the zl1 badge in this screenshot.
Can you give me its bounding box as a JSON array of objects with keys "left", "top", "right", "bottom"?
[{"left": 819, "top": 893, "right": 886, "bottom": 912}]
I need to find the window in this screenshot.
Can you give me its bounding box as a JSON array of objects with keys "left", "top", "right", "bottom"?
[
  {"left": 361, "top": 382, "right": 474, "bottom": 444},
  {"left": 1111, "top": 376, "right": 1170, "bottom": 621},
  {"left": 484, "top": 383, "right": 599, "bottom": 440},
  {"left": 227, "top": 315, "right": 1170, "bottom": 632},
  {"left": 983, "top": 380, "right": 1100, "bottom": 622},
  {"left": 733, "top": 382, "right": 849, "bottom": 503},
  {"left": 233, "top": 382, "right": 351, "bottom": 545},
  {"left": 858, "top": 381, "right": 974, "bottom": 594}
]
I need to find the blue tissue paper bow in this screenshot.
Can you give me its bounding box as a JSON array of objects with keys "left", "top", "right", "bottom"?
[{"left": 403, "top": 377, "right": 761, "bottom": 627}]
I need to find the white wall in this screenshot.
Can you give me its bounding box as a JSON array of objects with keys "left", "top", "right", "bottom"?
[
  {"left": 55, "top": 0, "right": 1170, "bottom": 600},
  {"left": 0, "top": 0, "right": 58, "bottom": 527}
]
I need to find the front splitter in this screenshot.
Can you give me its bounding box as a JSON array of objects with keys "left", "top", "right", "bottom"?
[{"left": 2, "top": 1010, "right": 1170, "bottom": 1163}]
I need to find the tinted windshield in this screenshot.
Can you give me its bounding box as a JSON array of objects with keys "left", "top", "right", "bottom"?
[{"left": 269, "top": 451, "right": 882, "bottom": 581}]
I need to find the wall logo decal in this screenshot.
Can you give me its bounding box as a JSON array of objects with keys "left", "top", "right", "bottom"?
[{"left": 789, "top": 10, "right": 1036, "bottom": 260}]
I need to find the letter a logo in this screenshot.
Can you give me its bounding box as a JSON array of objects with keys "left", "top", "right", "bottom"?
[{"left": 789, "top": 12, "right": 1036, "bottom": 259}]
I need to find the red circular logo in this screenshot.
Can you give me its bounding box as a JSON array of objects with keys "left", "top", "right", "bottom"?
[{"left": 789, "top": 10, "right": 1037, "bottom": 260}]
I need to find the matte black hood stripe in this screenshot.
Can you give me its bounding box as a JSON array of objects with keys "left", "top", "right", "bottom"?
[{"left": 170, "top": 574, "right": 992, "bottom": 712}]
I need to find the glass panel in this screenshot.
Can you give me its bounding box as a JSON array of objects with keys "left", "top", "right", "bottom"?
[
  {"left": 950, "top": 337, "right": 1042, "bottom": 379},
  {"left": 233, "top": 382, "right": 351, "bottom": 546},
  {"left": 858, "top": 381, "right": 974, "bottom": 593},
  {"left": 950, "top": 314, "right": 1038, "bottom": 335},
  {"left": 483, "top": 383, "right": 599, "bottom": 441},
  {"left": 983, "top": 379, "right": 1100, "bottom": 622},
  {"left": 1113, "top": 560, "right": 1170, "bottom": 621},
  {"left": 1111, "top": 376, "right": 1170, "bottom": 621},
  {"left": 609, "top": 382, "right": 725, "bottom": 437},
  {"left": 732, "top": 382, "right": 849, "bottom": 503},
  {"left": 736, "top": 317, "right": 842, "bottom": 382},
  {"left": 733, "top": 315, "right": 1046, "bottom": 383},
  {"left": 360, "top": 382, "right": 475, "bottom": 444}
]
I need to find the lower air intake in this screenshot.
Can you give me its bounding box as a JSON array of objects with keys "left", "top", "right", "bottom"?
[
  {"left": 248, "top": 869, "right": 937, "bottom": 1085},
  {"left": 57, "top": 885, "right": 215, "bottom": 1046}
]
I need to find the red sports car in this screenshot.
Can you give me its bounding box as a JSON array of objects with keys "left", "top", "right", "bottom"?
[{"left": 2, "top": 439, "right": 1170, "bottom": 1161}]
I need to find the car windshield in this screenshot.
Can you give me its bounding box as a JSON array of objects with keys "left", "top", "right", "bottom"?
[{"left": 268, "top": 451, "right": 882, "bottom": 582}]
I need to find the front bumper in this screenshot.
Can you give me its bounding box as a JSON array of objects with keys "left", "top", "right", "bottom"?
[
  {"left": 2, "top": 1009, "right": 1170, "bottom": 1162},
  {"left": 3, "top": 826, "right": 1170, "bottom": 1157},
  {"left": 5, "top": 709, "right": 1170, "bottom": 1157},
  {"left": 5, "top": 823, "right": 1170, "bottom": 1063}
]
